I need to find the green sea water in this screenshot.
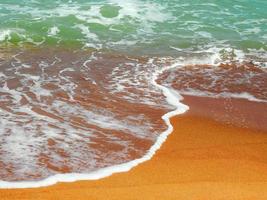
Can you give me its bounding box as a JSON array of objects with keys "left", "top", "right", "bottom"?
[{"left": 0, "top": 0, "right": 266, "bottom": 56}]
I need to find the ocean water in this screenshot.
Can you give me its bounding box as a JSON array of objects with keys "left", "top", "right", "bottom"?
[
  {"left": 1, "top": 0, "right": 267, "bottom": 54},
  {"left": 0, "top": 0, "right": 266, "bottom": 187}
]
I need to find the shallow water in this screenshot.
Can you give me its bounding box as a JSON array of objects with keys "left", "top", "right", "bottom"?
[
  {"left": 0, "top": 48, "right": 171, "bottom": 181},
  {"left": 0, "top": 0, "right": 266, "bottom": 185}
]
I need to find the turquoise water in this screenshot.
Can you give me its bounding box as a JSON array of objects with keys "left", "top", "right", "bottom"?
[{"left": 1, "top": 0, "right": 267, "bottom": 55}]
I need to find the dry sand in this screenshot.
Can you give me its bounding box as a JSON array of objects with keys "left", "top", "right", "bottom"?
[{"left": 1, "top": 95, "right": 267, "bottom": 200}]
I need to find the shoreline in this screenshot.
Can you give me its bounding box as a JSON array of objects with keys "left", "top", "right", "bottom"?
[
  {"left": 1, "top": 95, "right": 267, "bottom": 199},
  {"left": 0, "top": 61, "right": 189, "bottom": 188}
]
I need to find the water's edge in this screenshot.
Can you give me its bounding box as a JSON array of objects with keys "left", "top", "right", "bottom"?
[{"left": 0, "top": 62, "right": 189, "bottom": 189}]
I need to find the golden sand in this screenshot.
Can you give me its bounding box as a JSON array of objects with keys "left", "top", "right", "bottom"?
[{"left": 1, "top": 96, "right": 267, "bottom": 200}]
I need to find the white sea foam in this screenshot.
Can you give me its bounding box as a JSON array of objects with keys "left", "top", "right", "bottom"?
[
  {"left": 48, "top": 26, "right": 60, "bottom": 36},
  {"left": 0, "top": 59, "right": 189, "bottom": 188},
  {"left": 0, "top": 30, "right": 11, "bottom": 41},
  {"left": 225, "top": 92, "right": 267, "bottom": 102},
  {"left": 0, "top": 49, "right": 266, "bottom": 187},
  {"left": 162, "top": 47, "right": 267, "bottom": 103},
  {"left": 0, "top": 29, "right": 26, "bottom": 43},
  {"left": 0, "top": 45, "right": 265, "bottom": 188},
  {"left": 75, "top": 24, "right": 99, "bottom": 41},
  {"left": 179, "top": 89, "right": 267, "bottom": 103}
]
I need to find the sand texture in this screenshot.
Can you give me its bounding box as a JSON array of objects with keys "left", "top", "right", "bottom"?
[{"left": 1, "top": 95, "right": 267, "bottom": 200}]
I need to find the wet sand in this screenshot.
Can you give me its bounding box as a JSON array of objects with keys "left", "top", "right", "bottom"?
[{"left": 1, "top": 95, "right": 267, "bottom": 200}]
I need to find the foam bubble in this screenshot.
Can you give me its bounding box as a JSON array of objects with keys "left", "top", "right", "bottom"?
[
  {"left": 0, "top": 30, "right": 11, "bottom": 41},
  {"left": 178, "top": 89, "right": 267, "bottom": 103},
  {"left": 0, "top": 51, "right": 188, "bottom": 188},
  {"left": 48, "top": 26, "right": 60, "bottom": 36}
]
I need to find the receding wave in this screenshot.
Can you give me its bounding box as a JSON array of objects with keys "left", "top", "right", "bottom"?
[{"left": 0, "top": 46, "right": 266, "bottom": 187}]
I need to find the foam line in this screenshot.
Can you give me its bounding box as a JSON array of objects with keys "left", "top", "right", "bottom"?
[{"left": 0, "top": 62, "right": 189, "bottom": 189}]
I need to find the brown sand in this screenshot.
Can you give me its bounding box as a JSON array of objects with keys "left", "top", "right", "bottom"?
[{"left": 1, "top": 95, "right": 267, "bottom": 200}]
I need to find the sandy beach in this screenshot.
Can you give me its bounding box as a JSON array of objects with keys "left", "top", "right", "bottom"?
[
  {"left": 1, "top": 95, "right": 267, "bottom": 199},
  {"left": 1, "top": 1, "right": 267, "bottom": 199}
]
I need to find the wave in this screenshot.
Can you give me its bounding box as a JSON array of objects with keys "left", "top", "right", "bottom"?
[
  {"left": 0, "top": 58, "right": 189, "bottom": 188},
  {"left": 0, "top": 45, "right": 266, "bottom": 188},
  {"left": 1, "top": 0, "right": 266, "bottom": 54}
]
